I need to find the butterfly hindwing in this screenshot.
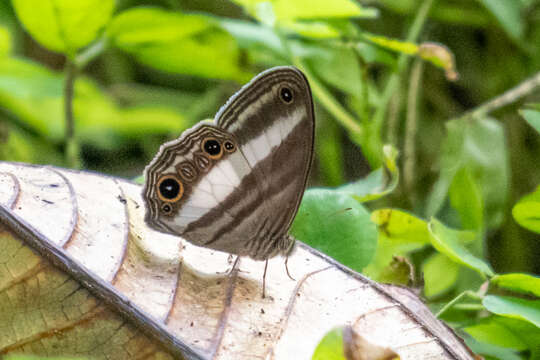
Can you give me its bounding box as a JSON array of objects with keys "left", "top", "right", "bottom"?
[{"left": 143, "top": 67, "right": 314, "bottom": 260}]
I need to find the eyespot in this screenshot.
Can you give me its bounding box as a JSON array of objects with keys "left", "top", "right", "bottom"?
[
  {"left": 224, "top": 139, "right": 236, "bottom": 153},
  {"left": 202, "top": 137, "right": 223, "bottom": 159},
  {"left": 161, "top": 202, "right": 173, "bottom": 215},
  {"left": 156, "top": 175, "right": 183, "bottom": 202},
  {"left": 176, "top": 161, "right": 197, "bottom": 182},
  {"left": 279, "top": 86, "right": 293, "bottom": 103}
]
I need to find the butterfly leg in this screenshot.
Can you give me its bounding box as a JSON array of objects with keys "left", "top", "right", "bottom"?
[
  {"left": 228, "top": 255, "right": 240, "bottom": 275},
  {"left": 262, "top": 259, "right": 269, "bottom": 299},
  {"left": 284, "top": 255, "right": 296, "bottom": 281}
]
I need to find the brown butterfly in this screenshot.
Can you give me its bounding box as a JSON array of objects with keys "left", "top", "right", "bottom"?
[{"left": 142, "top": 66, "right": 315, "bottom": 297}]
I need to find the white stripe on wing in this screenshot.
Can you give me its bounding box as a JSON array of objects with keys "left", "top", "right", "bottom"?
[
  {"left": 166, "top": 106, "right": 306, "bottom": 232},
  {"left": 240, "top": 107, "right": 305, "bottom": 168}
]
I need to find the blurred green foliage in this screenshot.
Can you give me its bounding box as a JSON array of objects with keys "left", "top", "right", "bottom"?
[{"left": 1, "top": 0, "right": 540, "bottom": 359}]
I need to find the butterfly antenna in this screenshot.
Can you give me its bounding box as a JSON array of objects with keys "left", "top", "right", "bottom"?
[
  {"left": 284, "top": 255, "right": 296, "bottom": 281},
  {"left": 262, "top": 259, "right": 269, "bottom": 299}
]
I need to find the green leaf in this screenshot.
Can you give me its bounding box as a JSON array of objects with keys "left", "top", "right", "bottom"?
[
  {"left": 0, "top": 26, "right": 12, "bottom": 56},
  {"left": 464, "top": 317, "right": 528, "bottom": 351},
  {"left": 291, "top": 188, "right": 377, "bottom": 272},
  {"left": 427, "top": 117, "right": 509, "bottom": 229},
  {"left": 488, "top": 317, "right": 540, "bottom": 359},
  {"left": 512, "top": 184, "right": 540, "bottom": 233},
  {"left": 274, "top": 0, "right": 378, "bottom": 20},
  {"left": 376, "top": 255, "right": 414, "bottom": 286},
  {"left": 11, "top": 0, "right": 115, "bottom": 56},
  {"left": 371, "top": 209, "right": 431, "bottom": 245},
  {"left": 483, "top": 295, "right": 540, "bottom": 328},
  {"left": 280, "top": 20, "right": 340, "bottom": 39},
  {"left": 0, "top": 57, "right": 63, "bottom": 137},
  {"left": 218, "top": 18, "right": 285, "bottom": 56},
  {"left": 231, "top": 0, "right": 378, "bottom": 21},
  {"left": 362, "top": 33, "right": 418, "bottom": 55},
  {"left": 0, "top": 124, "right": 63, "bottom": 165},
  {"left": 363, "top": 209, "right": 429, "bottom": 280},
  {"left": 108, "top": 7, "right": 249, "bottom": 81},
  {"left": 290, "top": 41, "right": 362, "bottom": 96},
  {"left": 354, "top": 42, "right": 396, "bottom": 67},
  {"left": 427, "top": 218, "right": 493, "bottom": 277},
  {"left": 423, "top": 253, "right": 460, "bottom": 298},
  {"left": 520, "top": 109, "right": 540, "bottom": 134},
  {"left": 449, "top": 166, "right": 483, "bottom": 230},
  {"left": 0, "top": 57, "right": 186, "bottom": 149},
  {"left": 339, "top": 145, "right": 399, "bottom": 202},
  {"left": 311, "top": 328, "right": 346, "bottom": 360},
  {"left": 74, "top": 79, "right": 186, "bottom": 148},
  {"left": 465, "top": 337, "right": 522, "bottom": 360},
  {"left": 491, "top": 273, "right": 540, "bottom": 297},
  {"left": 476, "top": 0, "right": 524, "bottom": 40}
]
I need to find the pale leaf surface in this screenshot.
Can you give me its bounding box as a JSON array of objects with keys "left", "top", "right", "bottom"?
[{"left": 0, "top": 162, "right": 475, "bottom": 360}]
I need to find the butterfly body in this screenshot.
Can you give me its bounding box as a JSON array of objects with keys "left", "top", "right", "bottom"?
[{"left": 143, "top": 66, "right": 314, "bottom": 261}]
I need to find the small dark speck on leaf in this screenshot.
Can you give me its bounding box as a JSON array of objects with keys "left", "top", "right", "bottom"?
[
  {"left": 42, "top": 199, "right": 54, "bottom": 204},
  {"left": 117, "top": 195, "right": 127, "bottom": 204},
  {"left": 260, "top": 308, "right": 265, "bottom": 314},
  {"left": 190, "top": 322, "right": 194, "bottom": 327},
  {"left": 49, "top": 183, "right": 59, "bottom": 188},
  {"left": 257, "top": 331, "right": 262, "bottom": 336}
]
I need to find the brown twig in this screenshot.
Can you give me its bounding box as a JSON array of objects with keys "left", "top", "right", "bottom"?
[{"left": 461, "top": 71, "right": 540, "bottom": 120}]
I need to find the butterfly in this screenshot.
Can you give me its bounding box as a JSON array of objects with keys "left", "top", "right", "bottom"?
[{"left": 142, "top": 66, "right": 315, "bottom": 297}]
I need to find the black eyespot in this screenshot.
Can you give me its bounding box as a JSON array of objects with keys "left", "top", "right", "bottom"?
[
  {"left": 158, "top": 177, "right": 182, "bottom": 201},
  {"left": 204, "top": 139, "right": 221, "bottom": 156},
  {"left": 202, "top": 137, "right": 223, "bottom": 159},
  {"left": 224, "top": 140, "right": 236, "bottom": 152},
  {"left": 280, "top": 87, "right": 293, "bottom": 103},
  {"left": 159, "top": 178, "right": 180, "bottom": 199},
  {"left": 161, "top": 203, "right": 172, "bottom": 214}
]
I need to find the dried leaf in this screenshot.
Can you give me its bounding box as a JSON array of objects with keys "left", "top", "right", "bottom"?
[
  {"left": 343, "top": 325, "right": 399, "bottom": 360},
  {"left": 0, "top": 162, "right": 476, "bottom": 359}
]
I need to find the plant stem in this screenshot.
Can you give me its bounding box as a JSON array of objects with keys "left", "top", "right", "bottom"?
[
  {"left": 75, "top": 38, "right": 106, "bottom": 68},
  {"left": 386, "top": 85, "right": 403, "bottom": 146},
  {"left": 461, "top": 71, "right": 540, "bottom": 120},
  {"left": 436, "top": 290, "right": 483, "bottom": 318},
  {"left": 64, "top": 60, "right": 80, "bottom": 169},
  {"left": 403, "top": 59, "right": 424, "bottom": 206},
  {"left": 293, "top": 59, "right": 363, "bottom": 137},
  {"left": 452, "top": 304, "right": 486, "bottom": 311},
  {"left": 374, "top": 0, "right": 436, "bottom": 146}
]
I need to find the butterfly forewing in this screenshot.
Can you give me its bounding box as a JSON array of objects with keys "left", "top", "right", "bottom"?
[
  {"left": 215, "top": 67, "right": 314, "bottom": 259},
  {"left": 143, "top": 67, "right": 314, "bottom": 260}
]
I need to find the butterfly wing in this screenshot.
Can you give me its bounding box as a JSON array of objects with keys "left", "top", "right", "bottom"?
[
  {"left": 213, "top": 66, "right": 314, "bottom": 259},
  {"left": 143, "top": 67, "right": 314, "bottom": 260}
]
